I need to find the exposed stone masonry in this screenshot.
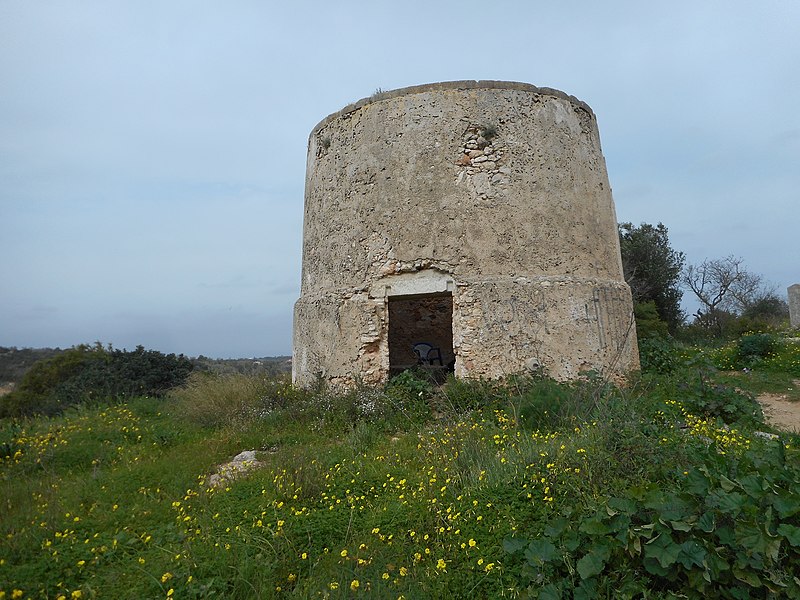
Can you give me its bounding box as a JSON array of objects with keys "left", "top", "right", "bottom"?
[{"left": 293, "top": 81, "right": 639, "bottom": 387}]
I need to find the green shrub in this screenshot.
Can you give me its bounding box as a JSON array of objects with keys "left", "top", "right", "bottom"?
[
  {"left": 737, "top": 333, "right": 778, "bottom": 365},
  {"left": 436, "top": 375, "right": 499, "bottom": 415},
  {"left": 682, "top": 379, "right": 762, "bottom": 425},
  {"left": 385, "top": 369, "right": 433, "bottom": 401},
  {"left": 515, "top": 378, "right": 578, "bottom": 431},
  {"left": 639, "top": 336, "right": 682, "bottom": 374},
  {"left": 670, "top": 361, "right": 762, "bottom": 426},
  {"left": 634, "top": 301, "right": 670, "bottom": 340},
  {"left": 762, "top": 338, "right": 800, "bottom": 376},
  {"left": 639, "top": 353, "right": 762, "bottom": 427},
  {"left": 171, "top": 372, "right": 299, "bottom": 428},
  {"left": 383, "top": 369, "right": 433, "bottom": 424},
  {"left": 0, "top": 344, "right": 193, "bottom": 417},
  {"left": 504, "top": 440, "right": 800, "bottom": 598}
]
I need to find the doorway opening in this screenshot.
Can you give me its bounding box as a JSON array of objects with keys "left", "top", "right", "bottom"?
[{"left": 388, "top": 293, "right": 454, "bottom": 378}]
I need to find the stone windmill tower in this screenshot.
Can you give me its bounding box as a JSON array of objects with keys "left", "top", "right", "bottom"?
[{"left": 293, "top": 81, "right": 638, "bottom": 386}]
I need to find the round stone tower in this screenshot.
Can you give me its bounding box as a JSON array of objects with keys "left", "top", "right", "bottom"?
[{"left": 293, "top": 81, "right": 638, "bottom": 386}]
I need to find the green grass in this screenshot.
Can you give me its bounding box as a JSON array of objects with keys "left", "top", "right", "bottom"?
[{"left": 2, "top": 360, "right": 800, "bottom": 599}]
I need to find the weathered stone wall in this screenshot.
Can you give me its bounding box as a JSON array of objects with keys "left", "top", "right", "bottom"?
[
  {"left": 293, "top": 81, "right": 639, "bottom": 386},
  {"left": 789, "top": 284, "right": 800, "bottom": 328}
]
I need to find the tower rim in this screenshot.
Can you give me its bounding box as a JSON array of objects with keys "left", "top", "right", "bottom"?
[{"left": 309, "top": 80, "right": 595, "bottom": 138}]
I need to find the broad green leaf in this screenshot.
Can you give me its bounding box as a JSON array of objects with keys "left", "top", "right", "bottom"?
[
  {"left": 563, "top": 532, "right": 580, "bottom": 552},
  {"left": 502, "top": 537, "right": 528, "bottom": 554},
  {"left": 525, "top": 539, "right": 559, "bottom": 564},
  {"left": 777, "top": 523, "right": 800, "bottom": 547},
  {"left": 719, "top": 475, "right": 736, "bottom": 492},
  {"left": 773, "top": 492, "right": 800, "bottom": 518},
  {"left": 677, "top": 540, "right": 707, "bottom": 569},
  {"left": 574, "top": 578, "right": 597, "bottom": 600},
  {"left": 736, "top": 523, "right": 769, "bottom": 555},
  {"left": 643, "top": 556, "right": 670, "bottom": 576},
  {"left": 607, "top": 497, "right": 637, "bottom": 515},
  {"left": 644, "top": 534, "right": 681, "bottom": 568},
  {"left": 706, "top": 552, "right": 730, "bottom": 577},
  {"left": 717, "top": 525, "right": 736, "bottom": 545},
  {"left": 732, "top": 565, "right": 762, "bottom": 588},
  {"left": 579, "top": 518, "right": 611, "bottom": 536},
  {"left": 729, "top": 587, "right": 751, "bottom": 600},
  {"left": 685, "top": 468, "right": 709, "bottom": 496},
  {"left": 697, "top": 512, "right": 716, "bottom": 533},
  {"left": 544, "top": 517, "right": 569, "bottom": 538},
  {"left": 687, "top": 568, "right": 709, "bottom": 590},
  {"left": 711, "top": 490, "right": 746, "bottom": 515},
  {"left": 538, "top": 583, "right": 562, "bottom": 600},
  {"left": 670, "top": 520, "right": 692, "bottom": 532},
  {"left": 643, "top": 487, "right": 668, "bottom": 510},
  {"left": 609, "top": 514, "right": 631, "bottom": 535},
  {"left": 577, "top": 547, "right": 609, "bottom": 580},
  {"left": 657, "top": 493, "right": 695, "bottom": 521},
  {"left": 738, "top": 474, "right": 764, "bottom": 499}
]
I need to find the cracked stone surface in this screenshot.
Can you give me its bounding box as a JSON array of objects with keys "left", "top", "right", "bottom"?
[{"left": 294, "top": 81, "right": 639, "bottom": 387}]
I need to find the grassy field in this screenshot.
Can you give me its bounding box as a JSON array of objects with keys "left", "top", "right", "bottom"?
[{"left": 1, "top": 339, "right": 799, "bottom": 599}]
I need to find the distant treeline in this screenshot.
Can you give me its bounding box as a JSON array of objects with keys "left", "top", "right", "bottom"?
[
  {"left": 0, "top": 346, "right": 292, "bottom": 386},
  {"left": 0, "top": 345, "right": 293, "bottom": 418},
  {"left": 192, "top": 355, "right": 292, "bottom": 378},
  {"left": 0, "top": 346, "right": 64, "bottom": 384}
]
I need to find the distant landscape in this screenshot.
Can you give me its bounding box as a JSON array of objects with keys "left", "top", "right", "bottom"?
[{"left": 0, "top": 345, "right": 292, "bottom": 395}]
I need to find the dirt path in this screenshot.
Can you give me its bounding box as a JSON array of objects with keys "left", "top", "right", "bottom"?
[{"left": 757, "top": 379, "right": 800, "bottom": 434}]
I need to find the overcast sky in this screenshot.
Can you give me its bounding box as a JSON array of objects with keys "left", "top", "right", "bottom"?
[{"left": 1, "top": 1, "right": 798, "bottom": 358}]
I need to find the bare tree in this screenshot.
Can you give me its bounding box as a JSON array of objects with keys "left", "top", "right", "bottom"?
[
  {"left": 683, "top": 256, "right": 749, "bottom": 332},
  {"left": 725, "top": 270, "right": 766, "bottom": 314},
  {"left": 683, "top": 255, "right": 783, "bottom": 333}
]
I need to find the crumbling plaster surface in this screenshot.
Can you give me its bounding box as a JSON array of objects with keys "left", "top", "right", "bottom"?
[
  {"left": 293, "top": 81, "right": 638, "bottom": 386},
  {"left": 789, "top": 284, "right": 800, "bottom": 328}
]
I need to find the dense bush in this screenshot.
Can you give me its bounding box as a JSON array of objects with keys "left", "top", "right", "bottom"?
[
  {"left": 516, "top": 378, "right": 575, "bottom": 431},
  {"left": 679, "top": 376, "right": 762, "bottom": 426},
  {"left": 170, "top": 372, "right": 297, "bottom": 428},
  {"left": 0, "top": 344, "right": 193, "bottom": 417},
  {"left": 638, "top": 336, "right": 683, "bottom": 374},
  {"left": 644, "top": 365, "right": 763, "bottom": 427},
  {"left": 0, "top": 347, "right": 63, "bottom": 384},
  {"left": 505, "top": 439, "right": 800, "bottom": 598},
  {"left": 634, "top": 301, "right": 670, "bottom": 340},
  {"left": 737, "top": 333, "right": 778, "bottom": 365},
  {"left": 705, "top": 334, "right": 800, "bottom": 376}
]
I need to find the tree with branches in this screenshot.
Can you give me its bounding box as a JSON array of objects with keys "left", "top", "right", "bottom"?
[
  {"left": 683, "top": 255, "right": 786, "bottom": 333},
  {"left": 618, "top": 222, "right": 685, "bottom": 333}
]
